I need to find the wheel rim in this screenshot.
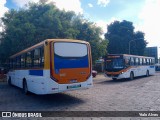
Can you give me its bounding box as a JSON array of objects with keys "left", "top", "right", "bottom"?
[
  {"left": 130, "top": 73, "right": 133, "bottom": 80},
  {"left": 24, "top": 82, "right": 28, "bottom": 94},
  {"left": 146, "top": 71, "right": 149, "bottom": 76},
  {"left": 8, "top": 79, "right": 11, "bottom": 85}
]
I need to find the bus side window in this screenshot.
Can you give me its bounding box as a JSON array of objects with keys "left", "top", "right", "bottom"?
[
  {"left": 138, "top": 58, "right": 140, "bottom": 65},
  {"left": 148, "top": 59, "right": 150, "bottom": 65},
  {"left": 125, "top": 57, "right": 130, "bottom": 66},
  {"left": 130, "top": 57, "right": 134, "bottom": 66},
  {"left": 26, "top": 51, "right": 32, "bottom": 68},
  {"left": 143, "top": 58, "right": 146, "bottom": 65},
  {"left": 9, "top": 59, "right": 11, "bottom": 69},
  {"left": 139, "top": 58, "right": 142, "bottom": 65},
  {"left": 40, "top": 47, "right": 44, "bottom": 67},
  {"left": 13, "top": 58, "right": 16, "bottom": 69},
  {"left": 33, "top": 46, "right": 44, "bottom": 68},
  {"left": 21, "top": 54, "right": 25, "bottom": 68},
  {"left": 31, "top": 51, "right": 34, "bottom": 67},
  {"left": 135, "top": 58, "right": 139, "bottom": 65},
  {"left": 33, "top": 48, "right": 41, "bottom": 67},
  {"left": 142, "top": 58, "right": 144, "bottom": 65},
  {"left": 16, "top": 56, "right": 21, "bottom": 68},
  {"left": 146, "top": 59, "right": 148, "bottom": 65},
  {"left": 133, "top": 58, "right": 135, "bottom": 65},
  {"left": 149, "top": 59, "right": 151, "bottom": 65},
  {"left": 151, "top": 59, "right": 155, "bottom": 65},
  {"left": 146, "top": 59, "right": 149, "bottom": 65},
  {"left": 10, "top": 59, "right": 13, "bottom": 69}
]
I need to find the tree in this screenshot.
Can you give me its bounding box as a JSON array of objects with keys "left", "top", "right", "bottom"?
[
  {"left": 72, "top": 18, "right": 108, "bottom": 62},
  {"left": 0, "top": 2, "right": 108, "bottom": 65},
  {"left": 105, "top": 20, "right": 147, "bottom": 55}
]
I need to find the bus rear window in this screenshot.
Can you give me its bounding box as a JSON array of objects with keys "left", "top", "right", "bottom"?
[
  {"left": 54, "top": 42, "right": 88, "bottom": 57},
  {"left": 54, "top": 42, "right": 89, "bottom": 69}
]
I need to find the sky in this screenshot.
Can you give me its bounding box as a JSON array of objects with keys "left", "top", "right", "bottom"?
[{"left": 0, "top": 0, "right": 160, "bottom": 57}]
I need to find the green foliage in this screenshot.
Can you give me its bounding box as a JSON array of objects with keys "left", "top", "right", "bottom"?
[
  {"left": 105, "top": 20, "right": 147, "bottom": 55},
  {"left": 0, "top": 2, "right": 108, "bottom": 65}
]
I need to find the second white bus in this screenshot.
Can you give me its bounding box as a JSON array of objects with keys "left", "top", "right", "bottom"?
[{"left": 105, "top": 54, "right": 155, "bottom": 80}]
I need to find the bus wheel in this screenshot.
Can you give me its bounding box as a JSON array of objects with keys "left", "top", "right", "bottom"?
[
  {"left": 130, "top": 72, "right": 134, "bottom": 80},
  {"left": 23, "top": 80, "right": 29, "bottom": 95},
  {"left": 112, "top": 78, "right": 117, "bottom": 81},
  {"left": 8, "top": 77, "right": 12, "bottom": 86},
  {"left": 146, "top": 70, "right": 149, "bottom": 77}
]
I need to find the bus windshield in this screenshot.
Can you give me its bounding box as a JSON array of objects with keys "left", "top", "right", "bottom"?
[{"left": 106, "top": 58, "right": 124, "bottom": 70}]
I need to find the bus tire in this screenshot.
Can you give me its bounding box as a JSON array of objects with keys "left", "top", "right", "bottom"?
[
  {"left": 8, "top": 77, "right": 12, "bottom": 86},
  {"left": 146, "top": 70, "right": 149, "bottom": 77},
  {"left": 130, "top": 72, "right": 134, "bottom": 80},
  {"left": 112, "top": 78, "right": 117, "bottom": 81},
  {"left": 23, "top": 80, "right": 29, "bottom": 95}
]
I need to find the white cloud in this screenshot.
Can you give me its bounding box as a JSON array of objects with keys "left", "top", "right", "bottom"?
[
  {"left": 137, "top": 0, "right": 160, "bottom": 48},
  {"left": 88, "top": 3, "right": 93, "bottom": 8},
  {"left": 0, "top": 0, "right": 9, "bottom": 32},
  {"left": 12, "top": 0, "right": 83, "bottom": 14},
  {"left": 97, "top": 0, "right": 110, "bottom": 7},
  {"left": 95, "top": 20, "right": 107, "bottom": 39},
  {"left": 0, "top": 0, "right": 8, "bottom": 17},
  {"left": 50, "top": 0, "right": 83, "bottom": 14},
  {"left": 12, "top": 0, "right": 39, "bottom": 7},
  {"left": 96, "top": 17, "right": 120, "bottom": 39}
]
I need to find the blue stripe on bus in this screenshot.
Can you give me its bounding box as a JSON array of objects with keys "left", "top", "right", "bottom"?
[
  {"left": 150, "top": 66, "right": 155, "bottom": 68},
  {"left": 29, "top": 70, "right": 43, "bottom": 76},
  {"left": 54, "top": 55, "right": 89, "bottom": 70}
]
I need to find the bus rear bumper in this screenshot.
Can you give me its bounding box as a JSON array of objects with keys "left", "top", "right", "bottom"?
[
  {"left": 40, "top": 75, "right": 93, "bottom": 95},
  {"left": 58, "top": 75, "right": 93, "bottom": 93}
]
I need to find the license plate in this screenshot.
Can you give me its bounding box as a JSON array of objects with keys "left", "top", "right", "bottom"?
[
  {"left": 67, "top": 84, "right": 81, "bottom": 89},
  {"left": 70, "top": 79, "right": 77, "bottom": 83}
]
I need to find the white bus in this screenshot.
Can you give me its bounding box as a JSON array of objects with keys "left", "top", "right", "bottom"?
[
  {"left": 105, "top": 54, "right": 155, "bottom": 80},
  {"left": 7, "top": 39, "right": 93, "bottom": 95}
]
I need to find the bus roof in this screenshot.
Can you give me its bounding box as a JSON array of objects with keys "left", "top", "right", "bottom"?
[
  {"left": 10, "top": 39, "right": 89, "bottom": 59},
  {"left": 107, "top": 54, "right": 155, "bottom": 59}
]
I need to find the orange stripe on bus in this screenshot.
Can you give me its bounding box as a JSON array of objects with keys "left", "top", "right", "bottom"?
[{"left": 106, "top": 66, "right": 133, "bottom": 75}]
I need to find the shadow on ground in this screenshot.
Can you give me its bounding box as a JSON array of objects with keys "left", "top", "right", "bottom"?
[
  {"left": 0, "top": 82, "right": 85, "bottom": 111},
  {"left": 95, "top": 75, "right": 152, "bottom": 85}
]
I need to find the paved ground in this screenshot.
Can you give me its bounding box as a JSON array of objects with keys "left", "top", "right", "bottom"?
[{"left": 0, "top": 72, "right": 160, "bottom": 120}]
